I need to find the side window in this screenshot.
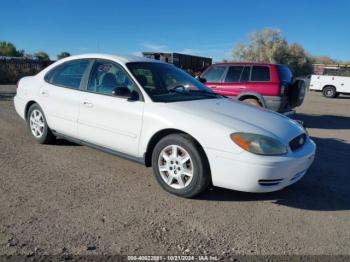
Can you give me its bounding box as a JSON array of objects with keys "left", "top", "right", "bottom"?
[
  {"left": 201, "top": 66, "right": 226, "bottom": 82},
  {"left": 251, "top": 66, "right": 270, "bottom": 81},
  {"left": 240, "top": 66, "right": 251, "bottom": 82},
  {"left": 131, "top": 68, "right": 156, "bottom": 90},
  {"left": 46, "top": 60, "right": 89, "bottom": 89},
  {"left": 224, "top": 66, "right": 243, "bottom": 83},
  {"left": 87, "top": 60, "right": 135, "bottom": 95}
]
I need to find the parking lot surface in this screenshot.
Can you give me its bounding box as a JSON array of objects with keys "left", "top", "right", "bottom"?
[{"left": 0, "top": 85, "right": 349, "bottom": 256}]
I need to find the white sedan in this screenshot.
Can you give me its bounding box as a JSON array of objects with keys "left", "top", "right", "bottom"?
[{"left": 14, "top": 54, "right": 316, "bottom": 197}]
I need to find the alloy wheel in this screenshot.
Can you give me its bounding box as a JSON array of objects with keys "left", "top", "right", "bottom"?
[
  {"left": 158, "top": 145, "right": 194, "bottom": 189},
  {"left": 29, "top": 109, "right": 45, "bottom": 138}
]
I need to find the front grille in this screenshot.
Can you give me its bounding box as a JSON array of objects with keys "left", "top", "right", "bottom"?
[{"left": 289, "top": 133, "right": 306, "bottom": 151}]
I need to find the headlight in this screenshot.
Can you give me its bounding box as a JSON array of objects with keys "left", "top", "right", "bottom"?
[{"left": 230, "top": 132, "right": 288, "bottom": 155}]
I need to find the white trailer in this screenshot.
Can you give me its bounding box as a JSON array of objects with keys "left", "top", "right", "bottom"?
[{"left": 309, "top": 74, "right": 350, "bottom": 98}]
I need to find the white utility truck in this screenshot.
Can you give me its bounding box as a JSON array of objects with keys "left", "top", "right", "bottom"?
[{"left": 309, "top": 74, "right": 350, "bottom": 98}]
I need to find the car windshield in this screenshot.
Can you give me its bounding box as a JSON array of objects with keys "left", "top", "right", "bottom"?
[{"left": 127, "top": 62, "right": 222, "bottom": 102}]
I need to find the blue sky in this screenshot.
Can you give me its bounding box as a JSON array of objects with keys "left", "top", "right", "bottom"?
[{"left": 1, "top": 0, "right": 350, "bottom": 61}]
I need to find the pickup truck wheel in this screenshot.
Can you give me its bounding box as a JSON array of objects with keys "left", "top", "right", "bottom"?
[
  {"left": 151, "top": 134, "right": 211, "bottom": 198},
  {"left": 27, "top": 103, "right": 55, "bottom": 144},
  {"left": 323, "top": 86, "right": 337, "bottom": 98},
  {"left": 242, "top": 98, "right": 261, "bottom": 107}
]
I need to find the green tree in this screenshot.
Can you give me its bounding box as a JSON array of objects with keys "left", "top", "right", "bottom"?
[
  {"left": 34, "top": 51, "right": 50, "bottom": 61},
  {"left": 0, "top": 41, "right": 24, "bottom": 57},
  {"left": 232, "top": 28, "right": 314, "bottom": 76},
  {"left": 57, "top": 51, "right": 71, "bottom": 60}
]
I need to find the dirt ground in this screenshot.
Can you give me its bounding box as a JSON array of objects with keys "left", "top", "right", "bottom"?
[{"left": 0, "top": 85, "right": 349, "bottom": 258}]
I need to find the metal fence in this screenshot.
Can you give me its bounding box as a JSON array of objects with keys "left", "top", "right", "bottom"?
[{"left": 0, "top": 57, "right": 53, "bottom": 84}]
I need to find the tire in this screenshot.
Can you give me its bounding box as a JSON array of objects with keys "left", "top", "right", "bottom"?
[
  {"left": 242, "top": 98, "right": 261, "bottom": 107},
  {"left": 151, "top": 134, "right": 211, "bottom": 198},
  {"left": 322, "top": 86, "right": 338, "bottom": 98},
  {"left": 26, "top": 103, "right": 55, "bottom": 144},
  {"left": 290, "top": 80, "right": 306, "bottom": 107}
]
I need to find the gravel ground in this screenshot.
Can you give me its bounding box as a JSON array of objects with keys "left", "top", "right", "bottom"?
[{"left": 0, "top": 85, "right": 349, "bottom": 258}]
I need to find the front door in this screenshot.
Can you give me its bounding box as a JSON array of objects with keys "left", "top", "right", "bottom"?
[
  {"left": 217, "top": 66, "right": 248, "bottom": 97},
  {"left": 77, "top": 59, "right": 144, "bottom": 156}
]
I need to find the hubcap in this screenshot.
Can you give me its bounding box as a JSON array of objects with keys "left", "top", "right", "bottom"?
[
  {"left": 158, "top": 145, "right": 194, "bottom": 189},
  {"left": 29, "top": 109, "right": 45, "bottom": 138},
  {"left": 326, "top": 89, "right": 334, "bottom": 96}
]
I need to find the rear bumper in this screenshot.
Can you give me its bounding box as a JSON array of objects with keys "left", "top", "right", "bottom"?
[
  {"left": 263, "top": 95, "right": 294, "bottom": 112},
  {"left": 206, "top": 138, "right": 316, "bottom": 193},
  {"left": 14, "top": 95, "right": 26, "bottom": 120}
]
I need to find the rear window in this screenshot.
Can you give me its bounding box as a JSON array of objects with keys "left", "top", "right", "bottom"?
[
  {"left": 277, "top": 65, "right": 293, "bottom": 82},
  {"left": 251, "top": 66, "right": 270, "bottom": 81},
  {"left": 201, "top": 66, "right": 226, "bottom": 82},
  {"left": 45, "top": 60, "right": 89, "bottom": 89}
]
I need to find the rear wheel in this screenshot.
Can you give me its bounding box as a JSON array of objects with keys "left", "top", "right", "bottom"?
[
  {"left": 242, "top": 98, "right": 261, "bottom": 107},
  {"left": 27, "top": 103, "right": 55, "bottom": 144},
  {"left": 323, "top": 86, "right": 338, "bottom": 98},
  {"left": 151, "top": 134, "right": 211, "bottom": 198}
]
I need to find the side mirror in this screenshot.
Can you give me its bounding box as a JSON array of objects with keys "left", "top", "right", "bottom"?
[
  {"left": 112, "top": 86, "right": 131, "bottom": 97},
  {"left": 198, "top": 77, "right": 207, "bottom": 83},
  {"left": 127, "top": 90, "right": 140, "bottom": 102}
]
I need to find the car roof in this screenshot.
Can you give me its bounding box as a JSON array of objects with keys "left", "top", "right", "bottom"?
[
  {"left": 212, "top": 62, "right": 278, "bottom": 67},
  {"left": 59, "top": 53, "right": 164, "bottom": 65}
]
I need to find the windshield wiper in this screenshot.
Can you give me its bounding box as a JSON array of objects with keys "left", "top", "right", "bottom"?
[
  {"left": 189, "top": 89, "right": 227, "bottom": 98},
  {"left": 168, "top": 86, "right": 193, "bottom": 96}
]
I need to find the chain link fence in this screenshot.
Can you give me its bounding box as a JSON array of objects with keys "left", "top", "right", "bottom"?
[{"left": 0, "top": 57, "right": 53, "bottom": 84}]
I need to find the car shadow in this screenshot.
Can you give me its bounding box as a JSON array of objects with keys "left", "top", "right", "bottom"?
[
  {"left": 293, "top": 113, "right": 350, "bottom": 130},
  {"left": 0, "top": 92, "right": 16, "bottom": 101},
  {"left": 196, "top": 136, "right": 350, "bottom": 211},
  {"left": 54, "top": 138, "right": 81, "bottom": 146},
  {"left": 337, "top": 94, "right": 350, "bottom": 99}
]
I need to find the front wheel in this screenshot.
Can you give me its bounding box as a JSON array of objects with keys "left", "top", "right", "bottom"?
[
  {"left": 27, "top": 103, "right": 55, "bottom": 144},
  {"left": 322, "top": 86, "right": 338, "bottom": 98},
  {"left": 151, "top": 134, "right": 211, "bottom": 198},
  {"left": 242, "top": 98, "right": 261, "bottom": 107}
]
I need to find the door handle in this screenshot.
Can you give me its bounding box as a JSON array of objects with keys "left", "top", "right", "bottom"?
[
  {"left": 83, "top": 101, "right": 93, "bottom": 108},
  {"left": 41, "top": 91, "right": 49, "bottom": 97},
  {"left": 238, "top": 86, "right": 246, "bottom": 89}
]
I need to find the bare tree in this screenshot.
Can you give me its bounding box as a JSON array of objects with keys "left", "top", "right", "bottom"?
[{"left": 232, "top": 28, "right": 314, "bottom": 76}]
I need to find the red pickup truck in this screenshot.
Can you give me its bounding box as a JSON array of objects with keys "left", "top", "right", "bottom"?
[{"left": 200, "top": 62, "right": 305, "bottom": 113}]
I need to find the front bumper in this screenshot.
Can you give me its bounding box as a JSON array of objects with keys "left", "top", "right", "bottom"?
[{"left": 206, "top": 138, "right": 316, "bottom": 193}]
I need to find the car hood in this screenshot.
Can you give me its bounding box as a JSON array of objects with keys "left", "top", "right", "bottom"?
[{"left": 167, "top": 98, "right": 305, "bottom": 143}]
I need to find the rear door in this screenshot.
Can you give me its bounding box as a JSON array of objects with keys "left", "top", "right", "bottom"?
[
  {"left": 40, "top": 59, "right": 91, "bottom": 137},
  {"left": 247, "top": 65, "right": 273, "bottom": 95}
]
